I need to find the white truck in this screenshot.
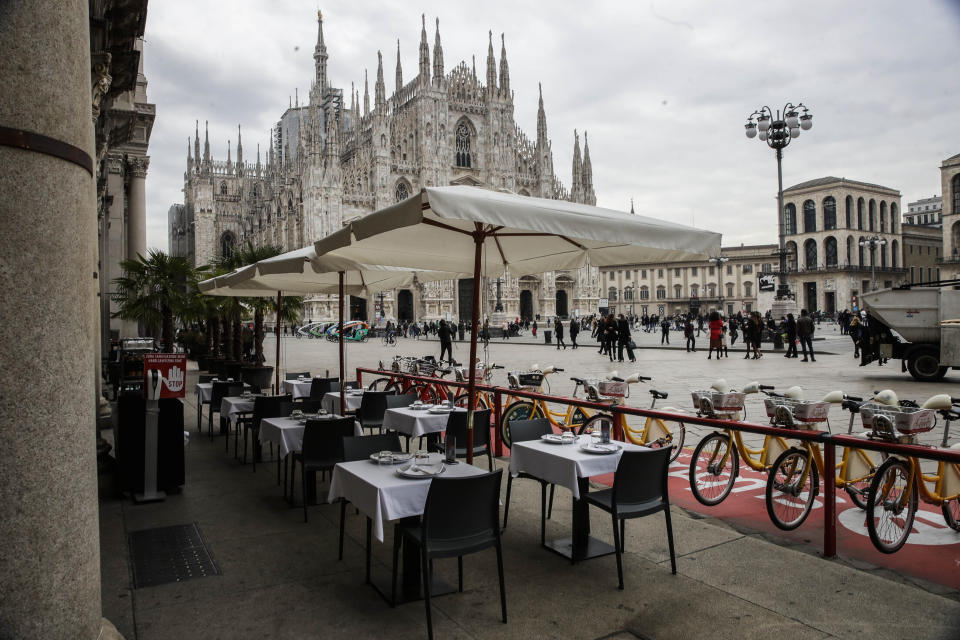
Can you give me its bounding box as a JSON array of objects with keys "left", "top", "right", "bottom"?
[{"left": 861, "top": 284, "right": 960, "bottom": 382}]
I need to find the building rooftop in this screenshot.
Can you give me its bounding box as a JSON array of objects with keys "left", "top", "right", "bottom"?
[{"left": 783, "top": 176, "right": 898, "bottom": 194}]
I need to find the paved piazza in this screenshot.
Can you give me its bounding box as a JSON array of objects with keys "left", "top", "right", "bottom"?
[{"left": 266, "top": 325, "right": 958, "bottom": 449}]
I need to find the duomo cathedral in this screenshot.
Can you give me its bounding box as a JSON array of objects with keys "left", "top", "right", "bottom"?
[{"left": 171, "top": 11, "right": 601, "bottom": 323}]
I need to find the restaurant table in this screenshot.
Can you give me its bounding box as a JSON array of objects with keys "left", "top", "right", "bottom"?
[
  {"left": 509, "top": 435, "right": 648, "bottom": 562},
  {"left": 328, "top": 454, "right": 485, "bottom": 603},
  {"left": 281, "top": 378, "right": 313, "bottom": 400},
  {"left": 382, "top": 406, "right": 464, "bottom": 440},
  {"left": 195, "top": 381, "right": 249, "bottom": 433},
  {"left": 259, "top": 413, "right": 355, "bottom": 501},
  {"left": 322, "top": 390, "right": 365, "bottom": 415}
]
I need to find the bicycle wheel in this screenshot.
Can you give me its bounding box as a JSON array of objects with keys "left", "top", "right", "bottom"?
[
  {"left": 569, "top": 406, "right": 590, "bottom": 432},
  {"left": 384, "top": 381, "right": 405, "bottom": 395},
  {"left": 453, "top": 392, "right": 489, "bottom": 411},
  {"left": 689, "top": 433, "right": 739, "bottom": 506},
  {"left": 368, "top": 377, "right": 393, "bottom": 392},
  {"left": 580, "top": 414, "right": 615, "bottom": 439},
  {"left": 766, "top": 447, "right": 819, "bottom": 531},
  {"left": 844, "top": 478, "right": 872, "bottom": 510},
  {"left": 632, "top": 417, "right": 686, "bottom": 463},
  {"left": 866, "top": 457, "right": 917, "bottom": 554},
  {"left": 500, "top": 401, "right": 544, "bottom": 448},
  {"left": 409, "top": 383, "right": 438, "bottom": 404},
  {"left": 942, "top": 499, "right": 960, "bottom": 532}
]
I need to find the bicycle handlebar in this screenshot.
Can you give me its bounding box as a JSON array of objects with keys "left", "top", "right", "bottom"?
[
  {"left": 610, "top": 376, "right": 624, "bottom": 382},
  {"left": 759, "top": 384, "right": 775, "bottom": 391},
  {"left": 638, "top": 375, "right": 652, "bottom": 382},
  {"left": 845, "top": 395, "right": 863, "bottom": 402}
]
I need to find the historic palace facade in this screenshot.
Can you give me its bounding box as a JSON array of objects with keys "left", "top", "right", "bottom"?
[{"left": 173, "top": 12, "right": 600, "bottom": 322}]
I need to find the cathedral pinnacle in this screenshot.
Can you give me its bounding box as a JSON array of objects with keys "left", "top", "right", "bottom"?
[
  {"left": 433, "top": 17, "right": 444, "bottom": 84},
  {"left": 194, "top": 120, "right": 200, "bottom": 170},
  {"left": 226, "top": 139, "right": 232, "bottom": 170},
  {"left": 630, "top": 198, "right": 635, "bottom": 214},
  {"left": 314, "top": 9, "right": 328, "bottom": 91},
  {"left": 419, "top": 14, "right": 430, "bottom": 84},
  {"left": 582, "top": 131, "right": 595, "bottom": 205},
  {"left": 236, "top": 124, "right": 243, "bottom": 167},
  {"left": 499, "top": 33, "right": 510, "bottom": 96},
  {"left": 571, "top": 129, "right": 583, "bottom": 204},
  {"left": 375, "top": 50, "right": 386, "bottom": 110},
  {"left": 536, "top": 83, "right": 548, "bottom": 145},
  {"left": 395, "top": 39, "right": 403, "bottom": 93},
  {"left": 186, "top": 137, "right": 193, "bottom": 173},
  {"left": 486, "top": 30, "right": 497, "bottom": 95},
  {"left": 203, "top": 120, "right": 210, "bottom": 166},
  {"left": 363, "top": 69, "right": 370, "bottom": 115}
]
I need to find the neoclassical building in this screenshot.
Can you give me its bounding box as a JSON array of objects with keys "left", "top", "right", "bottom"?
[
  {"left": 173, "top": 12, "right": 600, "bottom": 322},
  {"left": 939, "top": 152, "right": 960, "bottom": 279}
]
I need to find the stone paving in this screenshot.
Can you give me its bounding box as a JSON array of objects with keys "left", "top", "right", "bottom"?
[{"left": 97, "top": 337, "right": 960, "bottom": 639}]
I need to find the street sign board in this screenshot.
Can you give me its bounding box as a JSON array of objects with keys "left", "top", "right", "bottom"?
[{"left": 143, "top": 353, "right": 187, "bottom": 398}]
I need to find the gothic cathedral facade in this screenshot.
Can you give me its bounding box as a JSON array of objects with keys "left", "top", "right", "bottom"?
[{"left": 176, "top": 12, "right": 600, "bottom": 323}]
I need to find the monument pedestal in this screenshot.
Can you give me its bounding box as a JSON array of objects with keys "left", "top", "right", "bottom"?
[{"left": 771, "top": 298, "right": 798, "bottom": 321}]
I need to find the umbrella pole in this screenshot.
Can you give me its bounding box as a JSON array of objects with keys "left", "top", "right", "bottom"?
[
  {"left": 339, "top": 271, "right": 345, "bottom": 414},
  {"left": 275, "top": 291, "right": 282, "bottom": 394},
  {"left": 466, "top": 229, "right": 484, "bottom": 465}
]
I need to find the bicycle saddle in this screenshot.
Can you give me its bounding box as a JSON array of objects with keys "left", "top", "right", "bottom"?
[
  {"left": 841, "top": 399, "right": 863, "bottom": 413},
  {"left": 570, "top": 377, "right": 585, "bottom": 385},
  {"left": 649, "top": 389, "right": 668, "bottom": 400}
]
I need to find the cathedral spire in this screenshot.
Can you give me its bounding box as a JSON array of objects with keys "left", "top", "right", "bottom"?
[
  {"left": 256, "top": 143, "right": 261, "bottom": 177},
  {"left": 363, "top": 69, "right": 370, "bottom": 116},
  {"left": 203, "top": 120, "right": 210, "bottom": 166},
  {"left": 536, "top": 83, "right": 548, "bottom": 145},
  {"left": 314, "top": 9, "right": 328, "bottom": 91},
  {"left": 236, "top": 124, "right": 243, "bottom": 168},
  {"left": 186, "top": 137, "right": 193, "bottom": 174},
  {"left": 375, "top": 50, "right": 386, "bottom": 110},
  {"left": 630, "top": 198, "right": 635, "bottom": 214},
  {"left": 433, "top": 17, "right": 444, "bottom": 84},
  {"left": 582, "top": 131, "right": 595, "bottom": 205},
  {"left": 395, "top": 39, "right": 403, "bottom": 93},
  {"left": 418, "top": 14, "right": 430, "bottom": 84},
  {"left": 499, "top": 33, "right": 510, "bottom": 96},
  {"left": 226, "top": 139, "right": 232, "bottom": 172},
  {"left": 194, "top": 120, "right": 200, "bottom": 170},
  {"left": 571, "top": 129, "right": 583, "bottom": 204},
  {"left": 486, "top": 30, "right": 497, "bottom": 94}
]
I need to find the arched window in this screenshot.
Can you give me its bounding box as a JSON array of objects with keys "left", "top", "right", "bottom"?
[
  {"left": 394, "top": 180, "right": 410, "bottom": 202},
  {"left": 845, "top": 195, "right": 853, "bottom": 228},
  {"left": 690, "top": 284, "right": 699, "bottom": 298},
  {"left": 824, "top": 236, "right": 838, "bottom": 268},
  {"left": 953, "top": 175, "right": 960, "bottom": 214},
  {"left": 803, "top": 200, "right": 816, "bottom": 233},
  {"left": 880, "top": 201, "right": 887, "bottom": 232},
  {"left": 726, "top": 283, "right": 734, "bottom": 297},
  {"left": 869, "top": 199, "right": 876, "bottom": 231},
  {"left": 656, "top": 286, "right": 666, "bottom": 300},
  {"left": 674, "top": 284, "right": 683, "bottom": 298},
  {"left": 744, "top": 281, "right": 753, "bottom": 297},
  {"left": 859, "top": 237, "right": 865, "bottom": 266},
  {"left": 785, "top": 241, "right": 798, "bottom": 271},
  {"left": 608, "top": 287, "right": 618, "bottom": 301},
  {"left": 846, "top": 236, "right": 854, "bottom": 266},
  {"left": 708, "top": 283, "right": 716, "bottom": 297},
  {"left": 858, "top": 198, "right": 865, "bottom": 230},
  {"left": 881, "top": 244, "right": 887, "bottom": 268},
  {"left": 219, "top": 231, "right": 236, "bottom": 259},
  {"left": 804, "top": 238, "right": 818, "bottom": 270},
  {"left": 639, "top": 286, "right": 649, "bottom": 300},
  {"left": 823, "top": 197, "right": 837, "bottom": 230},
  {"left": 784, "top": 203, "right": 797, "bottom": 234},
  {"left": 624, "top": 287, "right": 633, "bottom": 301},
  {"left": 891, "top": 240, "right": 899, "bottom": 268},
  {"left": 890, "top": 203, "right": 898, "bottom": 233},
  {"left": 455, "top": 121, "right": 471, "bottom": 168},
  {"left": 219, "top": 181, "right": 227, "bottom": 195}
]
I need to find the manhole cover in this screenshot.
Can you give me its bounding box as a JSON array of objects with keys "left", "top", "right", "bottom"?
[{"left": 128, "top": 523, "right": 219, "bottom": 588}]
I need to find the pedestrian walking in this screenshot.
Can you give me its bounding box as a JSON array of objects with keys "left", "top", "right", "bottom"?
[
  {"left": 617, "top": 314, "right": 635, "bottom": 362},
  {"left": 849, "top": 314, "right": 862, "bottom": 358},
  {"left": 554, "top": 316, "right": 567, "bottom": 350},
  {"left": 569, "top": 317, "right": 580, "bottom": 349},
  {"left": 532, "top": 320, "right": 537, "bottom": 337},
  {"left": 797, "top": 309, "right": 815, "bottom": 362},
  {"left": 660, "top": 317, "right": 670, "bottom": 345},
  {"left": 438, "top": 319, "right": 453, "bottom": 364},
  {"left": 784, "top": 313, "right": 798, "bottom": 358},
  {"left": 707, "top": 311, "right": 723, "bottom": 359}
]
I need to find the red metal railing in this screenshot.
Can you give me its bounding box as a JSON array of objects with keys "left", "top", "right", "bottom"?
[{"left": 354, "top": 366, "right": 960, "bottom": 559}]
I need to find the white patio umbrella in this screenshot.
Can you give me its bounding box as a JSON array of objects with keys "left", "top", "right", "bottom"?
[{"left": 314, "top": 185, "right": 722, "bottom": 462}]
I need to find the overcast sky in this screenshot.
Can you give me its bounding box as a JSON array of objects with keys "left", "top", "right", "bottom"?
[{"left": 142, "top": 0, "right": 960, "bottom": 252}]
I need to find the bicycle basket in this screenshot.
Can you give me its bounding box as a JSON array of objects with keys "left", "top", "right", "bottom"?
[
  {"left": 764, "top": 398, "right": 830, "bottom": 427},
  {"left": 455, "top": 367, "right": 486, "bottom": 383},
  {"left": 515, "top": 372, "right": 544, "bottom": 388},
  {"left": 416, "top": 359, "right": 438, "bottom": 376},
  {"left": 860, "top": 403, "right": 935, "bottom": 437},
  {"left": 692, "top": 390, "right": 745, "bottom": 412},
  {"left": 597, "top": 381, "right": 628, "bottom": 397}
]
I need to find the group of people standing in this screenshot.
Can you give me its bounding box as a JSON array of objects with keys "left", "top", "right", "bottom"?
[{"left": 585, "top": 314, "right": 636, "bottom": 362}]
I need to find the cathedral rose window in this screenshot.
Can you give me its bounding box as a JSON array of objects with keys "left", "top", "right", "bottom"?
[
  {"left": 395, "top": 181, "right": 410, "bottom": 202},
  {"left": 455, "top": 122, "right": 471, "bottom": 168}
]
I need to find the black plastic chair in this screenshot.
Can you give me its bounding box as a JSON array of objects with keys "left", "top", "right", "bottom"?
[
  {"left": 432, "top": 409, "right": 493, "bottom": 470},
  {"left": 241, "top": 366, "right": 274, "bottom": 393},
  {"left": 357, "top": 391, "right": 389, "bottom": 434},
  {"left": 392, "top": 470, "right": 506, "bottom": 639},
  {"left": 195, "top": 375, "right": 215, "bottom": 430},
  {"left": 384, "top": 393, "right": 419, "bottom": 449},
  {"left": 292, "top": 417, "right": 356, "bottom": 522},
  {"left": 340, "top": 433, "right": 404, "bottom": 570},
  {"left": 223, "top": 361, "right": 243, "bottom": 382},
  {"left": 198, "top": 374, "right": 215, "bottom": 383},
  {"left": 308, "top": 377, "right": 340, "bottom": 401},
  {"left": 210, "top": 381, "right": 243, "bottom": 440},
  {"left": 585, "top": 447, "right": 676, "bottom": 589},
  {"left": 344, "top": 380, "right": 361, "bottom": 390},
  {"left": 501, "top": 419, "right": 556, "bottom": 540},
  {"left": 237, "top": 394, "right": 289, "bottom": 470},
  {"left": 286, "top": 371, "right": 310, "bottom": 380}
]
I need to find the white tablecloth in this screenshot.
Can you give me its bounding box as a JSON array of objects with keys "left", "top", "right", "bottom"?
[
  {"left": 282, "top": 379, "right": 313, "bottom": 400},
  {"left": 509, "top": 437, "right": 648, "bottom": 499},
  {"left": 328, "top": 455, "right": 486, "bottom": 542},
  {"left": 259, "top": 414, "right": 357, "bottom": 458},
  {"left": 195, "top": 381, "right": 247, "bottom": 403},
  {"left": 322, "top": 391, "right": 365, "bottom": 415},
  {"left": 382, "top": 406, "right": 465, "bottom": 438},
  {"left": 220, "top": 396, "right": 256, "bottom": 423}
]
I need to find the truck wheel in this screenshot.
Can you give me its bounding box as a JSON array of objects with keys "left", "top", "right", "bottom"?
[{"left": 907, "top": 348, "right": 947, "bottom": 382}]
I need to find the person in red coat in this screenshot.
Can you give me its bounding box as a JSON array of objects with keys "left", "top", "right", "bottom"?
[{"left": 707, "top": 311, "right": 724, "bottom": 360}]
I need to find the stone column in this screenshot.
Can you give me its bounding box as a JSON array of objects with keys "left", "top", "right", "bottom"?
[
  {"left": 126, "top": 155, "right": 149, "bottom": 261},
  {"left": 0, "top": 2, "right": 102, "bottom": 639}
]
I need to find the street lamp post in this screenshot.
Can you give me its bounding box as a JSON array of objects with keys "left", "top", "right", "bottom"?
[
  {"left": 744, "top": 103, "right": 813, "bottom": 303},
  {"left": 494, "top": 277, "right": 504, "bottom": 313},
  {"left": 859, "top": 236, "right": 887, "bottom": 291},
  {"left": 709, "top": 256, "right": 729, "bottom": 313}
]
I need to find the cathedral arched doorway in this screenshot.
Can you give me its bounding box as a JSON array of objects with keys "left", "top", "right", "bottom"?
[
  {"left": 457, "top": 279, "right": 474, "bottom": 323},
  {"left": 349, "top": 296, "right": 367, "bottom": 321},
  {"left": 397, "top": 289, "right": 414, "bottom": 322},
  {"left": 520, "top": 290, "right": 533, "bottom": 321},
  {"left": 555, "top": 290, "right": 568, "bottom": 319}
]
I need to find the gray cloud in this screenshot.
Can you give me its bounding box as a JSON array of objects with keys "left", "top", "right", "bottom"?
[{"left": 143, "top": 0, "right": 960, "bottom": 251}]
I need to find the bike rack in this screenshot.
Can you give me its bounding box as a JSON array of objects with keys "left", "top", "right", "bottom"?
[{"left": 355, "top": 366, "right": 960, "bottom": 559}]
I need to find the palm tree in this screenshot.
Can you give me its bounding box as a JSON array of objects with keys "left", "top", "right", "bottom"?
[
  {"left": 233, "top": 243, "right": 303, "bottom": 364},
  {"left": 112, "top": 250, "right": 205, "bottom": 353}
]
